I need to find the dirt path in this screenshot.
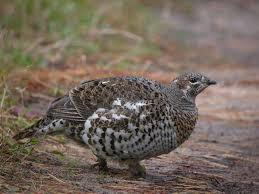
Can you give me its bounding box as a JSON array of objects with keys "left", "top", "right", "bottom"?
[
  {"left": 7, "top": 64, "right": 256, "bottom": 193},
  {"left": 36, "top": 67, "right": 259, "bottom": 193}
]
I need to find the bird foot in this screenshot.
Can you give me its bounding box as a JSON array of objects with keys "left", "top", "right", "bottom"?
[
  {"left": 128, "top": 162, "right": 146, "bottom": 177},
  {"left": 92, "top": 158, "right": 108, "bottom": 172}
]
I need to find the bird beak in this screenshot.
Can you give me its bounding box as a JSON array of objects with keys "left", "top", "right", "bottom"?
[{"left": 207, "top": 80, "right": 217, "bottom": 85}]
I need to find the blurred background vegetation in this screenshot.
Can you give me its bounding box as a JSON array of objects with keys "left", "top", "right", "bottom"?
[
  {"left": 1, "top": 0, "right": 257, "bottom": 75},
  {"left": 0, "top": 0, "right": 167, "bottom": 74}
]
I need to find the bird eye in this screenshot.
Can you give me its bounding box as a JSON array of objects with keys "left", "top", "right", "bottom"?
[{"left": 189, "top": 78, "right": 198, "bottom": 84}]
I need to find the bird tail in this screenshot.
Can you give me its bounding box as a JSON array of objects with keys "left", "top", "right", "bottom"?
[{"left": 13, "top": 118, "right": 67, "bottom": 140}]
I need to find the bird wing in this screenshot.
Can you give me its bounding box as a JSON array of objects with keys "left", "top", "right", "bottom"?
[
  {"left": 82, "top": 98, "right": 158, "bottom": 133},
  {"left": 46, "top": 95, "right": 85, "bottom": 122},
  {"left": 69, "top": 76, "right": 165, "bottom": 119},
  {"left": 46, "top": 76, "right": 165, "bottom": 122}
]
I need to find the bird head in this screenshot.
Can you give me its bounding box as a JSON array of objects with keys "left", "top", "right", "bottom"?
[{"left": 172, "top": 72, "right": 216, "bottom": 103}]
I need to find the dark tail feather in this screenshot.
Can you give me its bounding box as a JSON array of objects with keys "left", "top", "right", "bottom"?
[{"left": 13, "top": 119, "right": 46, "bottom": 140}]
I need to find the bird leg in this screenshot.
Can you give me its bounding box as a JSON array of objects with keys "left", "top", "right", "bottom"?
[
  {"left": 128, "top": 160, "right": 146, "bottom": 177},
  {"left": 93, "top": 158, "right": 108, "bottom": 172}
]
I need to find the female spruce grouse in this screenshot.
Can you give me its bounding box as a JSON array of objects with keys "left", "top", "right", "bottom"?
[{"left": 14, "top": 72, "right": 216, "bottom": 176}]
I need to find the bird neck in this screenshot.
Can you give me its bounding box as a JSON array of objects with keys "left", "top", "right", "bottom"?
[{"left": 165, "top": 84, "right": 197, "bottom": 113}]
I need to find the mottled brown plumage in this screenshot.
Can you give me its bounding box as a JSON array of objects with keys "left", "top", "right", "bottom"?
[{"left": 14, "top": 73, "right": 216, "bottom": 176}]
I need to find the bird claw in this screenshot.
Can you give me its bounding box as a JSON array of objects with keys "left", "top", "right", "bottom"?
[
  {"left": 92, "top": 158, "right": 108, "bottom": 172},
  {"left": 128, "top": 162, "right": 146, "bottom": 178}
]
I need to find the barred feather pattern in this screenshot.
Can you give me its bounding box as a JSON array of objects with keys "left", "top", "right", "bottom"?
[{"left": 13, "top": 74, "right": 216, "bottom": 164}]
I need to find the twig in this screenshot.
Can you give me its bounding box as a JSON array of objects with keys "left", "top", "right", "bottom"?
[
  {"left": 30, "top": 93, "right": 54, "bottom": 101},
  {"left": 91, "top": 28, "right": 143, "bottom": 42},
  {"left": 40, "top": 38, "right": 72, "bottom": 54},
  {"left": 0, "top": 76, "right": 7, "bottom": 109},
  {"left": 0, "top": 87, "right": 6, "bottom": 108},
  {"left": 15, "top": 87, "right": 26, "bottom": 108},
  {"left": 47, "top": 173, "right": 66, "bottom": 184}
]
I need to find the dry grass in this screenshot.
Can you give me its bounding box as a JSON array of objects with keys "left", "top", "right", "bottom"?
[{"left": 0, "top": 63, "right": 176, "bottom": 193}]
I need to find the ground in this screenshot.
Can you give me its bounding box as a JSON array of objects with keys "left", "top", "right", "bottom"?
[{"left": 0, "top": 1, "right": 259, "bottom": 193}]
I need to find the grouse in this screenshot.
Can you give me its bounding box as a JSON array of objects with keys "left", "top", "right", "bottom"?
[{"left": 14, "top": 72, "right": 216, "bottom": 176}]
